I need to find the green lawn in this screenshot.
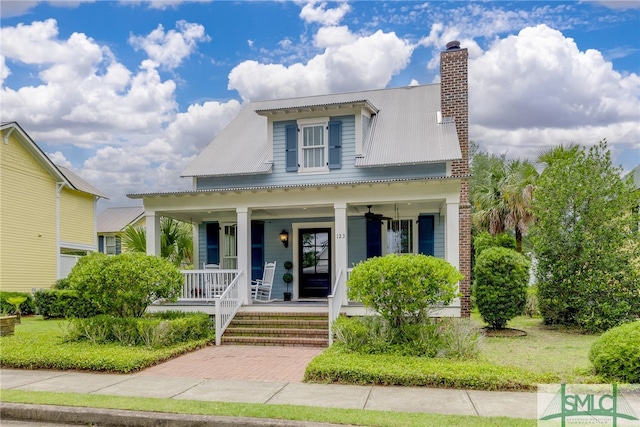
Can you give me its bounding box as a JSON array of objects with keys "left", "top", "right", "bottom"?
[
  {"left": 476, "top": 315, "right": 599, "bottom": 383},
  {"left": 0, "top": 317, "right": 209, "bottom": 373},
  {"left": 1, "top": 389, "right": 536, "bottom": 427}
]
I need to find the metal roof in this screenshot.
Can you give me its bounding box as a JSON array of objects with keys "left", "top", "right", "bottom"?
[
  {"left": 97, "top": 206, "right": 145, "bottom": 233},
  {"left": 57, "top": 166, "right": 109, "bottom": 199},
  {"left": 181, "top": 84, "right": 462, "bottom": 178}
]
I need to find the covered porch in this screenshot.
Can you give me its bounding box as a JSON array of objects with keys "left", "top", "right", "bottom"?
[{"left": 136, "top": 178, "right": 464, "bottom": 344}]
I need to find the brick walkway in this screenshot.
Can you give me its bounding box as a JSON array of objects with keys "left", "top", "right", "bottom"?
[{"left": 138, "top": 345, "right": 324, "bottom": 382}]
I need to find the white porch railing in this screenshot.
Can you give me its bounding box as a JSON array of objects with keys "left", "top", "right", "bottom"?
[
  {"left": 214, "top": 270, "right": 243, "bottom": 346},
  {"left": 328, "top": 268, "right": 352, "bottom": 346},
  {"left": 179, "top": 269, "right": 240, "bottom": 301}
]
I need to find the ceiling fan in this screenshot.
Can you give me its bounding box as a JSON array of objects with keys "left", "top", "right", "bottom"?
[{"left": 363, "top": 205, "right": 392, "bottom": 221}]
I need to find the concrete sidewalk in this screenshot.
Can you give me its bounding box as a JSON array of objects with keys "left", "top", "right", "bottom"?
[{"left": 0, "top": 368, "right": 538, "bottom": 422}]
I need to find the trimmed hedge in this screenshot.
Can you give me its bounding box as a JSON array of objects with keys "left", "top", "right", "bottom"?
[
  {"left": 64, "top": 312, "right": 213, "bottom": 348},
  {"left": 0, "top": 292, "right": 36, "bottom": 315},
  {"left": 304, "top": 346, "right": 558, "bottom": 391},
  {"left": 34, "top": 289, "right": 100, "bottom": 319},
  {"left": 589, "top": 320, "right": 640, "bottom": 383}
]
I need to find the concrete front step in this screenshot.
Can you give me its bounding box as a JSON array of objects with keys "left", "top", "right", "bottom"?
[
  {"left": 221, "top": 335, "right": 329, "bottom": 347},
  {"left": 223, "top": 311, "right": 330, "bottom": 347}
]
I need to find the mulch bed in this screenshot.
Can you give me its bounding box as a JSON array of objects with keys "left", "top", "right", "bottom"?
[{"left": 481, "top": 327, "right": 527, "bottom": 338}]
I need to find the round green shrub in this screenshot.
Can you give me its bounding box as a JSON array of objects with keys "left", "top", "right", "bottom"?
[
  {"left": 67, "top": 252, "right": 183, "bottom": 318},
  {"left": 474, "top": 247, "right": 530, "bottom": 329},
  {"left": 473, "top": 231, "right": 516, "bottom": 258},
  {"left": 589, "top": 321, "right": 640, "bottom": 383},
  {"left": 347, "top": 254, "right": 462, "bottom": 329}
]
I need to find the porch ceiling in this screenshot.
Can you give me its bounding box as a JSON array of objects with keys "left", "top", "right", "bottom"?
[{"left": 160, "top": 201, "right": 444, "bottom": 224}]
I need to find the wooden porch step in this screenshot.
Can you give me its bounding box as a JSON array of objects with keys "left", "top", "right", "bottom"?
[
  {"left": 222, "top": 311, "right": 329, "bottom": 347},
  {"left": 221, "top": 336, "right": 329, "bottom": 347}
]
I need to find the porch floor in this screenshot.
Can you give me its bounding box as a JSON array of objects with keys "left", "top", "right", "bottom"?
[{"left": 148, "top": 300, "right": 371, "bottom": 316}]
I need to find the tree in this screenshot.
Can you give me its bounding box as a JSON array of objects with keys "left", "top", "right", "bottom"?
[
  {"left": 530, "top": 140, "right": 640, "bottom": 332},
  {"left": 123, "top": 217, "right": 193, "bottom": 267},
  {"left": 470, "top": 149, "right": 537, "bottom": 253}
]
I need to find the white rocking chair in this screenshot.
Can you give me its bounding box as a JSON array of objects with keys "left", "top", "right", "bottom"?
[{"left": 251, "top": 261, "right": 276, "bottom": 302}]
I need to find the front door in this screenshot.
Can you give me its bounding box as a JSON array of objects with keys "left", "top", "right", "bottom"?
[{"left": 298, "top": 228, "right": 331, "bottom": 298}]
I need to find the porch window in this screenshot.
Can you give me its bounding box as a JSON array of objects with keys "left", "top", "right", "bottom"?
[
  {"left": 386, "top": 219, "right": 413, "bottom": 254},
  {"left": 222, "top": 224, "right": 237, "bottom": 269}
]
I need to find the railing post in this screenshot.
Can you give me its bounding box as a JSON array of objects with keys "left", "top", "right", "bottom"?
[{"left": 215, "top": 297, "right": 221, "bottom": 346}]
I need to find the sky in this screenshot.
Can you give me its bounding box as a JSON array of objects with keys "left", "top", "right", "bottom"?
[{"left": 1, "top": 0, "right": 639, "bottom": 210}]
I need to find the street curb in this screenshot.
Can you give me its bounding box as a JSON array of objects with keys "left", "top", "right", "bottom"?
[{"left": 0, "top": 403, "right": 356, "bottom": 427}]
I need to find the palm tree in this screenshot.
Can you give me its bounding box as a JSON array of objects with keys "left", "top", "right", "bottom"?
[
  {"left": 471, "top": 151, "right": 537, "bottom": 252},
  {"left": 122, "top": 217, "right": 193, "bottom": 267}
]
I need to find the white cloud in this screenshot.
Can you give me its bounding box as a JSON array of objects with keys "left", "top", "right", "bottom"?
[
  {"left": 47, "top": 151, "right": 73, "bottom": 168},
  {"left": 313, "top": 26, "right": 357, "bottom": 48},
  {"left": 0, "top": 55, "right": 9, "bottom": 86},
  {"left": 128, "top": 21, "right": 210, "bottom": 70},
  {"left": 469, "top": 24, "right": 640, "bottom": 167},
  {"left": 228, "top": 29, "right": 413, "bottom": 101},
  {"left": 299, "top": 1, "right": 351, "bottom": 26}
]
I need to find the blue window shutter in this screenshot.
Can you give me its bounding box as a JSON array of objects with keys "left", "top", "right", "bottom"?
[
  {"left": 98, "top": 236, "right": 104, "bottom": 253},
  {"left": 115, "top": 236, "right": 121, "bottom": 255},
  {"left": 418, "top": 215, "right": 435, "bottom": 256},
  {"left": 366, "top": 219, "right": 382, "bottom": 258},
  {"left": 328, "top": 120, "right": 342, "bottom": 169},
  {"left": 285, "top": 124, "right": 298, "bottom": 172},
  {"left": 251, "top": 221, "right": 265, "bottom": 282},
  {"left": 206, "top": 222, "right": 220, "bottom": 264}
]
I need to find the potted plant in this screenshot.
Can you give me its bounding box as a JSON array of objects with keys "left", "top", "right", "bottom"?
[
  {"left": 283, "top": 261, "right": 293, "bottom": 301},
  {"left": 5, "top": 296, "right": 27, "bottom": 324}
]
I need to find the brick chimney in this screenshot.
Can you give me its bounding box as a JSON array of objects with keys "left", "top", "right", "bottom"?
[{"left": 440, "top": 41, "right": 471, "bottom": 318}]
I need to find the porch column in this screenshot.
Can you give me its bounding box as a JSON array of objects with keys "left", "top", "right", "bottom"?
[
  {"left": 444, "top": 201, "right": 460, "bottom": 270},
  {"left": 334, "top": 202, "right": 348, "bottom": 302},
  {"left": 146, "top": 211, "right": 161, "bottom": 256},
  {"left": 236, "top": 207, "right": 251, "bottom": 304}
]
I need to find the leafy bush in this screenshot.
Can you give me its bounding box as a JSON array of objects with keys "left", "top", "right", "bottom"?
[
  {"left": 589, "top": 321, "right": 640, "bottom": 383},
  {"left": 473, "top": 231, "right": 516, "bottom": 257},
  {"left": 437, "top": 318, "right": 483, "bottom": 359},
  {"left": 347, "top": 254, "right": 462, "bottom": 329},
  {"left": 34, "top": 289, "right": 100, "bottom": 319},
  {"left": 0, "top": 292, "right": 36, "bottom": 315},
  {"left": 67, "top": 252, "right": 183, "bottom": 318},
  {"left": 332, "top": 316, "right": 482, "bottom": 359},
  {"left": 474, "top": 247, "right": 530, "bottom": 329},
  {"left": 54, "top": 278, "right": 72, "bottom": 289},
  {"left": 523, "top": 285, "right": 540, "bottom": 317},
  {"left": 65, "top": 312, "right": 212, "bottom": 348}
]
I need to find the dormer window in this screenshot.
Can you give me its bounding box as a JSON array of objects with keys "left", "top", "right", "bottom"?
[
  {"left": 285, "top": 117, "right": 342, "bottom": 173},
  {"left": 300, "top": 118, "right": 328, "bottom": 173}
]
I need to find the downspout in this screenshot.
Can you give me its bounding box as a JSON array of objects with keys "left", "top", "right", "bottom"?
[
  {"left": 56, "top": 182, "right": 67, "bottom": 279},
  {"left": 93, "top": 196, "right": 99, "bottom": 252}
]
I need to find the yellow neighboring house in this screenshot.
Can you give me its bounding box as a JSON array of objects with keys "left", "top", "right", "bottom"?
[
  {"left": 97, "top": 206, "right": 145, "bottom": 255},
  {"left": 0, "top": 122, "right": 108, "bottom": 292}
]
